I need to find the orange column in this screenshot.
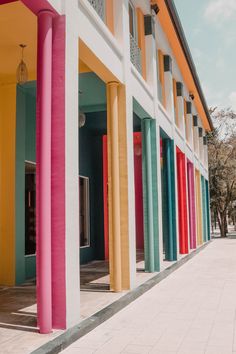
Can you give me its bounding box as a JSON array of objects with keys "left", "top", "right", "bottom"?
[{"left": 107, "top": 82, "right": 122, "bottom": 292}]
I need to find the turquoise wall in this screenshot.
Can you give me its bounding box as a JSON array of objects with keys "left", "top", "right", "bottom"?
[
  {"left": 79, "top": 111, "right": 107, "bottom": 264},
  {"left": 15, "top": 83, "right": 36, "bottom": 284}
]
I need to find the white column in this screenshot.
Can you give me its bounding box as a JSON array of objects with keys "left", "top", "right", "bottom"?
[
  {"left": 115, "top": 0, "right": 136, "bottom": 289},
  {"left": 193, "top": 115, "right": 199, "bottom": 156},
  {"left": 186, "top": 101, "right": 193, "bottom": 147},
  {"left": 164, "top": 55, "right": 174, "bottom": 121},
  {"left": 199, "top": 127, "right": 204, "bottom": 162},
  {"left": 64, "top": 1, "right": 80, "bottom": 327},
  {"left": 176, "top": 82, "right": 185, "bottom": 133}
]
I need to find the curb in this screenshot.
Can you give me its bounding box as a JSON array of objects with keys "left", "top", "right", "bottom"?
[{"left": 31, "top": 241, "right": 211, "bottom": 354}]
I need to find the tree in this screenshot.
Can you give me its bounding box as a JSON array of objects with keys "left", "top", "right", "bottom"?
[{"left": 207, "top": 108, "right": 236, "bottom": 237}]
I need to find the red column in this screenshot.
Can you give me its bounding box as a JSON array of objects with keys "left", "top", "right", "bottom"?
[
  {"left": 177, "top": 149, "right": 189, "bottom": 254},
  {"left": 36, "top": 10, "right": 53, "bottom": 334}
]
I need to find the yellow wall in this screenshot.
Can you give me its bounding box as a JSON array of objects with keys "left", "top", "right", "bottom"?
[{"left": 0, "top": 84, "right": 16, "bottom": 285}]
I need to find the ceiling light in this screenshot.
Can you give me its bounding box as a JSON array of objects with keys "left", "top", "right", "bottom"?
[{"left": 16, "top": 44, "right": 28, "bottom": 85}]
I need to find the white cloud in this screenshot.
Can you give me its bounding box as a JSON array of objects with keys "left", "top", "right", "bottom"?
[
  {"left": 204, "top": 0, "right": 236, "bottom": 23},
  {"left": 229, "top": 92, "right": 236, "bottom": 110}
]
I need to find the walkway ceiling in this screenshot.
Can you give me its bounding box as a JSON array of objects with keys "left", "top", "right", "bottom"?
[{"left": 0, "top": 1, "right": 37, "bottom": 85}]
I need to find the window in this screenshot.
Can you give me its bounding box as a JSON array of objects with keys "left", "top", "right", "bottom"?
[
  {"left": 25, "top": 161, "right": 36, "bottom": 256},
  {"left": 79, "top": 176, "right": 90, "bottom": 248},
  {"left": 173, "top": 79, "right": 179, "bottom": 126},
  {"left": 129, "top": 1, "right": 136, "bottom": 39}
]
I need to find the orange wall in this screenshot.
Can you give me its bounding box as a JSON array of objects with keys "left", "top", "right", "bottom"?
[{"left": 0, "top": 84, "right": 16, "bottom": 285}]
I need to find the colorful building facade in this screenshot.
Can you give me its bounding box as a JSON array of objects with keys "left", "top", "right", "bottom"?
[{"left": 0, "top": 0, "right": 212, "bottom": 333}]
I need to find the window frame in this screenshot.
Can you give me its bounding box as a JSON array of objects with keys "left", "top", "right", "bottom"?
[
  {"left": 79, "top": 175, "right": 91, "bottom": 249},
  {"left": 129, "top": 1, "right": 137, "bottom": 41},
  {"left": 25, "top": 160, "right": 36, "bottom": 257}
]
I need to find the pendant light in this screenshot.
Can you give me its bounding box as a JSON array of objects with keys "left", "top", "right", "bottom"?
[{"left": 16, "top": 44, "right": 28, "bottom": 85}]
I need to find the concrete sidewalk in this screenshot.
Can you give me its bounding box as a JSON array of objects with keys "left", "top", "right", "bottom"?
[{"left": 62, "top": 238, "right": 236, "bottom": 354}]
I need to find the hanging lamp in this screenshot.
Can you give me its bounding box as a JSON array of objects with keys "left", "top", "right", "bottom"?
[{"left": 16, "top": 44, "right": 28, "bottom": 85}]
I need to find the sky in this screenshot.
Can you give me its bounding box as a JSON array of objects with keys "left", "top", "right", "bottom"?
[{"left": 174, "top": 0, "right": 236, "bottom": 111}]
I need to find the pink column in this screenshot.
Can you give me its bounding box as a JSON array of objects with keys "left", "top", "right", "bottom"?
[
  {"left": 177, "top": 149, "right": 189, "bottom": 254},
  {"left": 187, "top": 161, "right": 197, "bottom": 249},
  {"left": 36, "top": 10, "right": 53, "bottom": 334},
  {"left": 51, "top": 15, "right": 66, "bottom": 329}
]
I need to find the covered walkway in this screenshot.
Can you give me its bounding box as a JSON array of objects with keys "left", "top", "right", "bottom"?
[{"left": 62, "top": 237, "right": 236, "bottom": 354}]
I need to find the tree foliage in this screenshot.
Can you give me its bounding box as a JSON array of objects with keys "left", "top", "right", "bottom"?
[{"left": 207, "top": 108, "right": 236, "bottom": 237}]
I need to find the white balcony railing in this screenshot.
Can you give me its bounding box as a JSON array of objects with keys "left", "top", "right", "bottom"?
[
  {"left": 87, "top": 0, "right": 105, "bottom": 22},
  {"left": 130, "top": 34, "right": 142, "bottom": 74}
]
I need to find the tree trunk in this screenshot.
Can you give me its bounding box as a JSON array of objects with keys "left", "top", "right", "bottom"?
[
  {"left": 224, "top": 214, "right": 228, "bottom": 234},
  {"left": 217, "top": 211, "right": 227, "bottom": 237}
]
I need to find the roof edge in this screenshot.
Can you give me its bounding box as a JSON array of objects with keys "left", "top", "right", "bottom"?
[{"left": 164, "top": 0, "right": 213, "bottom": 130}]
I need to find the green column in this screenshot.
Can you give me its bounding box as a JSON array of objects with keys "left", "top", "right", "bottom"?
[
  {"left": 150, "top": 120, "right": 159, "bottom": 271},
  {"left": 201, "top": 175, "right": 207, "bottom": 242},
  {"left": 142, "top": 119, "right": 159, "bottom": 272}
]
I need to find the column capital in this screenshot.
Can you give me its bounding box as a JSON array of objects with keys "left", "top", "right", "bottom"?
[
  {"left": 37, "top": 9, "right": 55, "bottom": 17},
  {"left": 107, "top": 81, "right": 119, "bottom": 87}
]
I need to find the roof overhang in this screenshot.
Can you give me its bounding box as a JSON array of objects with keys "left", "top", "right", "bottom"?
[{"left": 152, "top": 0, "right": 213, "bottom": 131}]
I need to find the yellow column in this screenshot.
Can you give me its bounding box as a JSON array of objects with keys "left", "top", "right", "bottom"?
[
  {"left": 107, "top": 82, "right": 122, "bottom": 292},
  {"left": 0, "top": 84, "right": 16, "bottom": 285}
]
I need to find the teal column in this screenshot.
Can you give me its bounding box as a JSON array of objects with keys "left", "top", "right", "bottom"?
[
  {"left": 205, "top": 179, "right": 211, "bottom": 240},
  {"left": 150, "top": 120, "right": 159, "bottom": 271},
  {"left": 142, "top": 119, "right": 159, "bottom": 272},
  {"left": 166, "top": 139, "right": 177, "bottom": 260},
  {"left": 201, "top": 175, "right": 207, "bottom": 242}
]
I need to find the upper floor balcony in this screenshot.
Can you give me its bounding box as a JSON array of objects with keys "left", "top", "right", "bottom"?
[
  {"left": 86, "top": 0, "right": 114, "bottom": 34},
  {"left": 130, "top": 33, "right": 142, "bottom": 74}
]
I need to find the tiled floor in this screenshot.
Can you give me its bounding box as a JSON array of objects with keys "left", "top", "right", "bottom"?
[
  {"left": 62, "top": 238, "right": 236, "bottom": 354},
  {"left": 0, "top": 252, "right": 178, "bottom": 353}
]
